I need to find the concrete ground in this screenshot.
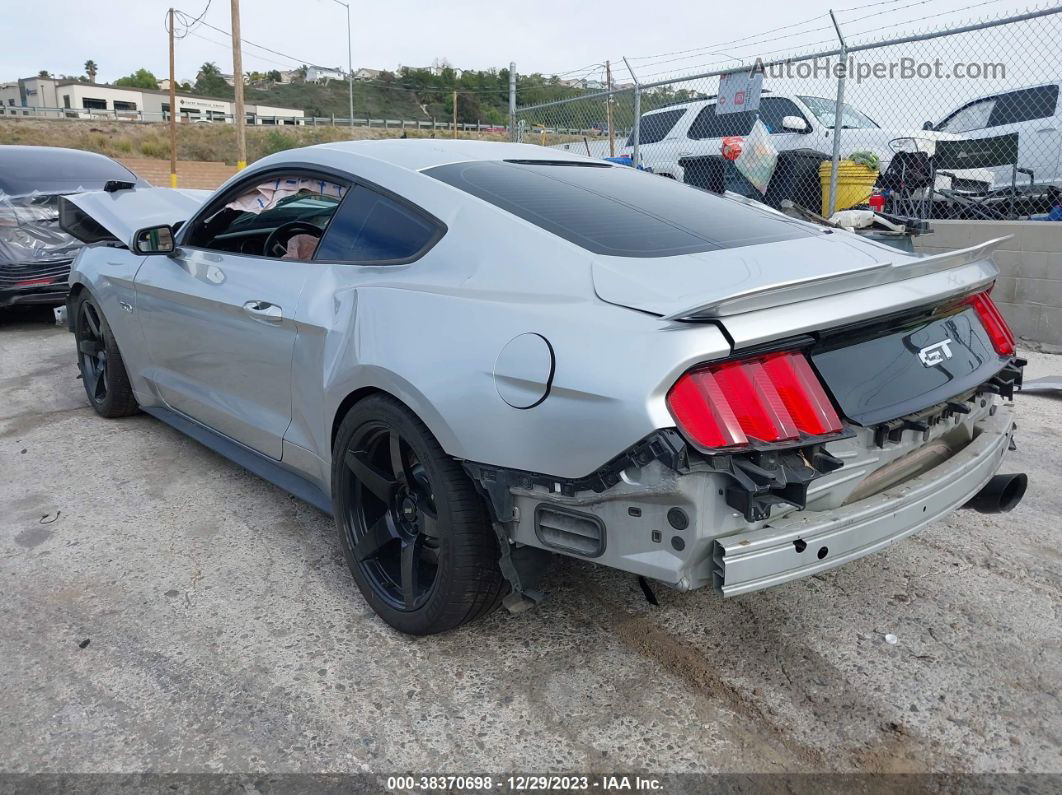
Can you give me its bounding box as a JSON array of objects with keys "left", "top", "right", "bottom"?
[{"left": 1, "top": 305, "right": 1060, "bottom": 775}]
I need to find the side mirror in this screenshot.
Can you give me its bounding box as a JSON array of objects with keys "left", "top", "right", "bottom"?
[
  {"left": 922, "top": 120, "right": 935, "bottom": 131},
  {"left": 132, "top": 225, "right": 175, "bottom": 254},
  {"left": 781, "top": 115, "right": 809, "bottom": 133}
]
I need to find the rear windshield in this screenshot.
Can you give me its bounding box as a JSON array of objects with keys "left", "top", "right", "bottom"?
[
  {"left": 425, "top": 160, "right": 811, "bottom": 257},
  {"left": 0, "top": 148, "right": 138, "bottom": 195}
]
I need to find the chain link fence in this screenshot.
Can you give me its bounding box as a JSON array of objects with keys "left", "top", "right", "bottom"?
[{"left": 515, "top": 5, "right": 1062, "bottom": 224}]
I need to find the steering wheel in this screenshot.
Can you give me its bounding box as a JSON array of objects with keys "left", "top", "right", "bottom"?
[{"left": 263, "top": 221, "right": 322, "bottom": 258}]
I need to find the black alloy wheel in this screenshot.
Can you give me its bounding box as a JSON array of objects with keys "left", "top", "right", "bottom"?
[
  {"left": 77, "top": 300, "right": 109, "bottom": 406},
  {"left": 332, "top": 395, "right": 506, "bottom": 635},
  {"left": 343, "top": 421, "right": 442, "bottom": 611}
]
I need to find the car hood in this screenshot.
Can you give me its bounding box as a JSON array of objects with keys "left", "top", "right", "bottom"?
[
  {"left": 591, "top": 231, "right": 1008, "bottom": 320},
  {"left": 844, "top": 128, "right": 967, "bottom": 155},
  {"left": 59, "top": 187, "right": 211, "bottom": 249}
]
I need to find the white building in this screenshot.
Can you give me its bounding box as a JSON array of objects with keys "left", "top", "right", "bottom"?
[
  {"left": 0, "top": 77, "right": 305, "bottom": 125},
  {"left": 353, "top": 68, "right": 382, "bottom": 81},
  {"left": 306, "top": 66, "right": 345, "bottom": 83}
]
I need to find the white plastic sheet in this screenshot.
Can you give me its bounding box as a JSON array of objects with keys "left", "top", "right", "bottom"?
[{"left": 733, "top": 121, "right": 778, "bottom": 195}]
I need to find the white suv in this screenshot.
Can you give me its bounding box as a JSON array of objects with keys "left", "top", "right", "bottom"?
[
  {"left": 930, "top": 82, "right": 1061, "bottom": 186},
  {"left": 554, "top": 91, "right": 987, "bottom": 189}
]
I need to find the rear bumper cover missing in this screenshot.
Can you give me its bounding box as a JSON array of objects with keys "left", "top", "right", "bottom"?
[{"left": 714, "top": 405, "right": 1016, "bottom": 596}]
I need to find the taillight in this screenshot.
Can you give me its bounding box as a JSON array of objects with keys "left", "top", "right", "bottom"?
[
  {"left": 666, "top": 351, "right": 842, "bottom": 451},
  {"left": 966, "top": 291, "right": 1015, "bottom": 356}
]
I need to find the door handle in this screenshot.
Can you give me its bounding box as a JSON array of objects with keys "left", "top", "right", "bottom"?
[{"left": 243, "top": 300, "right": 283, "bottom": 323}]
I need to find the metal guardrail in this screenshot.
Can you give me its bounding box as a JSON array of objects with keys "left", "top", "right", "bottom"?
[{"left": 0, "top": 105, "right": 510, "bottom": 133}]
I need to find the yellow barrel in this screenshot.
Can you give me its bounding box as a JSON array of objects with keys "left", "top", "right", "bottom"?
[{"left": 819, "top": 160, "right": 878, "bottom": 216}]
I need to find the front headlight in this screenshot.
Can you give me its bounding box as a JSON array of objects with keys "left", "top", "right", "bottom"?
[{"left": 0, "top": 194, "right": 82, "bottom": 264}]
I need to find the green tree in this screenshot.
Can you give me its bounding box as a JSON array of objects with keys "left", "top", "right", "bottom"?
[
  {"left": 38, "top": 70, "right": 51, "bottom": 79},
  {"left": 115, "top": 68, "right": 161, "bottom": 90},
  {"left": 194, "top": 62, "right": 231, "bottom": 97},
  {"left": 266, "top": 69, "right": 282, "bottom": 83},
  {"left": 84, "top": 60, "right": 98, "bottom": 82}
]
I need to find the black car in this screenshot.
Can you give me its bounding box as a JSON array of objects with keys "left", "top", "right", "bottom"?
[{"left": 0, "top": 146, "right": 145, "bottom": 308}]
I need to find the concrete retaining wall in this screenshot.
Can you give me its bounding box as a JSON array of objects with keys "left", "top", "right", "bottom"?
[{"left": 914, "top": 220, "right": 1062, "bottom": 348}]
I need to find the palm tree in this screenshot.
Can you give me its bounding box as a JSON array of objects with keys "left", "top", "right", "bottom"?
[{"left": 84, "top": 60, "right": 98, "bottom": 82}]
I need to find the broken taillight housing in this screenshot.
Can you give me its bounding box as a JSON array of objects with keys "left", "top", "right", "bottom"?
[
  {"left": 966, "top": 290, "right": 1015, "bottom": 356},
  {"left": 666, "top": 351, "right": 843, "bottom": 451}
]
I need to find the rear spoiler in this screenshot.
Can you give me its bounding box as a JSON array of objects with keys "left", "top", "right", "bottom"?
[{"left": 663, "top": 236, "right": 1012, "bottom": 321}]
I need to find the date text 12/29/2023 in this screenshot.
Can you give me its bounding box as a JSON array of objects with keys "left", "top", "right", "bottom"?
[{"left": 385, "top": 775, "right": 663, "bottom": 791}]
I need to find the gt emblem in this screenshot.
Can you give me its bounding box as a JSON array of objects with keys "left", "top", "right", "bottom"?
[{"left": 918, "top": 338, "right": 954, "bottom": 367}]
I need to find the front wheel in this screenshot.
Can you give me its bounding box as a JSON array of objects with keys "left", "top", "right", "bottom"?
[
  {"left": 72, "top": 292, "right": 138, "bottom": 418},
  {"left": 332, "top": 395, "right": 506, "bottom": 635}
]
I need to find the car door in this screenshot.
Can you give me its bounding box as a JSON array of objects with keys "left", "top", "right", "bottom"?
[
  {"left": 628, "top": 107, "right": 687, "bottom": 172},
  {"left": 684, "top": 103, "right": 754, "bottom": 159},
  {"left": 134, "top": 172, "right": 347, "bottom": 459}
]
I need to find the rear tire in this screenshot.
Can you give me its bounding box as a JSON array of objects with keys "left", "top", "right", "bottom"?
[
  {"left": 332, "top": 395, "right": 506, "bottom": 635},
  {"left": 72, "top": 292, "right": 138, "bottom": 418}
]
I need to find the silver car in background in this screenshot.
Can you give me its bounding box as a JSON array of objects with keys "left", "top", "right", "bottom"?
[{"left": 61, "top": 140, "right": 1026, "bottom": 635}]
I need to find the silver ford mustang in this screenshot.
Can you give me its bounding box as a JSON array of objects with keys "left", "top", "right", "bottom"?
[{"left": 61, "top": 140, "right": 1026, "bottom": 635}]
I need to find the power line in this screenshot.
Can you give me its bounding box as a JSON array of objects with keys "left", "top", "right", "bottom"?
[
  {"left": 169, "top": 0, "right": 214, "bottom": 39},
  {"left": 625, "top": 12, "right": 830, "bottom": 63},
  {"left": 634, "top": 0, "right": 1014, "bottom": 81}
]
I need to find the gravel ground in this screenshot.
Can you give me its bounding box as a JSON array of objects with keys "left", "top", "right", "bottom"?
[{"left": 1, "top": 305, "right": 1060, "bottom": 776}]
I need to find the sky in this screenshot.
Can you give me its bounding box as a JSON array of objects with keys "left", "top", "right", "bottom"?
[{"left": 0, "top": 0, "right": 1038, "bottom": 86}]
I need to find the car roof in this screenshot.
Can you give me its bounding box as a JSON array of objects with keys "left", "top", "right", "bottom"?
[
  {"left": 943, "top": 81, "right": 1062, "bottom": 107},
  {"left": 0, "top": 146, "right": 141, "bottom": 196},
  {"left": 642, "top": 90, "right": 777, "bottom": 116}
]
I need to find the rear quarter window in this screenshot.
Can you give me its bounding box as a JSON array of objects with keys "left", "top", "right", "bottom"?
[
  {"left": 314, "top": 185, "right": 442, "bottom": 264},
  {"left": 425, "top": 160, "right": 812, "bottom": 258}
]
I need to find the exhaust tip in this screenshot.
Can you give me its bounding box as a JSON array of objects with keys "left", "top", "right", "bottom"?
[{"left": 964, "top": 473, "right": 1028, "bottom": 514}]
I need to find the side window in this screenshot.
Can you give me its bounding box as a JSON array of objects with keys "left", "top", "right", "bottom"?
[
  {"left": 938, "top": 98, "right": 996, "bottom": 133},
  {"left": 988, "top": 85, "right": 1059, "bottom": 126},
  {"left": 688, "top": 106, "right": 755, "bottom": 139},
  {"left": 757, "top": 97, "right": 807, "bottom": 133},
  {"left": 186, "top": 175, "right": 347, "bottom": 258},
  {"left": 314, "top": 185, "right": 441, "bottom": 264},
  {"left": 630, "top": 109, "right": 685, "bottom": 146}
]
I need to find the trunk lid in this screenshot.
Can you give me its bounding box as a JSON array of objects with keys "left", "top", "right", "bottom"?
[
  {"left": 810, "top": 304, "right": 1007, "bottom": 426},
  {"left": 595, "top": 231, "right": 1011, "bottom": 427},
  {"left": 59, "top": 187, "right": 211, "bottom": 249}
]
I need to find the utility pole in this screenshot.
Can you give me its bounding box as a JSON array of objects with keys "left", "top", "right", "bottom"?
[
  {"left": 508, "top": 61, "right": 516, "bottom": 142},
  {"left": 452, "top": 90, "right": 458, "bottom": 139},
  {"left": 605, "top": 60, "right": 615, "bottom": 157},
  {"left": 332, "top": 0, "right": 354, "bottom": 136},
  {"left": 168, "top": 8, "right": 177, "bottom": 187},
  {"left": 230, "top": 0, "right": 246, "bottom": 170}
]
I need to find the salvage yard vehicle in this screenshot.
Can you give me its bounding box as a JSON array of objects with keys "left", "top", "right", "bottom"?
[
  {"left": 928, "top": 82, "right": 1062, "bottom": 187},
  {"left": 60, "top": 139, "right": 1026, "bottom": 635},
  {"left": 552, "top": 92, "right": 993, "bottom": 189},
  {"left": 0, "top": 146, "right": 146, "bottom": 308}
]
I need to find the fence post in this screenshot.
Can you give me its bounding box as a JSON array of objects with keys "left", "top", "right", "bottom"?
[
  {"left": 509, "top": 61, "right": 517, "bottom": 142},
  {"left": 623, "top": 57, "right": 642, "bottom": 168},
  {"left": 827, "top": 9, "right": 848, "bottom": 217}
]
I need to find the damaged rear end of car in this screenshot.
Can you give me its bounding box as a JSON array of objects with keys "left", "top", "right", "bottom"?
[{"left": 479, "top": 225, "right": 1025, "bottom": 600}]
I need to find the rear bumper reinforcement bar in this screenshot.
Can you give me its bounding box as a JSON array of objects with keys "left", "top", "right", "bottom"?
[{"left": 714, "top": 405, "right": 1015, "bottom": 596}]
